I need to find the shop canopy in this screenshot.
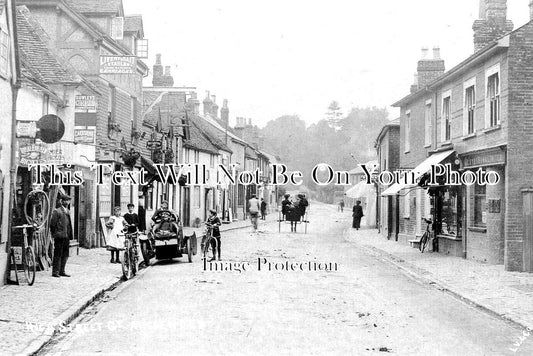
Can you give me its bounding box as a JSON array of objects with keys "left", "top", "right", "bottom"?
[
  {"left": 381, "top": 150, "right": 455, "bottom": 196},
  {"left": 345, "top": 180, "right": 374, "bottom": 199}
]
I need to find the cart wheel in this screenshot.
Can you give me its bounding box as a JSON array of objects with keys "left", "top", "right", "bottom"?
[
  {"left": 140, "top": 241, "right": 150, "bottom": 266},
  {"left": 187, "top": 238, "right": 192, "bottom": 263},
  {"left": 122, "top": 250, "right": 132, "bottom": 280},
  {"left": 23, "top": 246, "right": 36, "bottom": 286}
]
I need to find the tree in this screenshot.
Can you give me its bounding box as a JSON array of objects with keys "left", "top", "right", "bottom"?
[{"left": 325, "top": 100, "right": 343, "bottom": 130}]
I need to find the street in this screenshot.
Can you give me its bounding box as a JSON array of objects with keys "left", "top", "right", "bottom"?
[{"left": 39, "top": 203, "right": 533, "bottom": 355}]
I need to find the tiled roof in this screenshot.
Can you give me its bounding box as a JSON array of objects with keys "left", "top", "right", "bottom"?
[
  {"left": 64, "top": 0, "right": 123, "bottom": 14},
  {"left": 124, "top": 15, "right": 143, "bottom": 36},
  {"left": 17, "top": 6, "right": 81, "bottom": 90},
  {"left": 245, "top": 146, "right": 258, "bottom": 159},
  {"left": 184, "top": 120, "right": 219, "bottom": 154},
  {"left": 142, "top": 91, "right": 184, "bottom": 137},
  {"left": 191, "top": 116, "right": 233, "bottom": 153}
]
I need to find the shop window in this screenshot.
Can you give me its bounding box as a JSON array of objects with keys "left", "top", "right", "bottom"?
[
  {"left": 473, "top": 184, "right": 486, "bottom": 227},
  {"left": 440, "top": 188, "right": 462, "bottom": 237}
]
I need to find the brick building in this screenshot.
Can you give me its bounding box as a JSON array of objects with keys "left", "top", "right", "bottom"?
[
  {"left": 384, "top": 0, "right": 533, "bottom": 272},
  {"left": 375, "top": 118, "right": 400, "bottom": 240}
]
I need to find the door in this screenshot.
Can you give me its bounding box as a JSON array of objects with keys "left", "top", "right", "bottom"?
[
  {"left": 183, "top": 187, "right": 190, "bottom": 227},
  {"left": 523, "top": 189, "right": 533, "bottom": 272}
]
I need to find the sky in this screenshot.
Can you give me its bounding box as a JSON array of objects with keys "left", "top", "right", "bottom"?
[{"left": 124, "top": 0, "right": 531, "bottom": 128}]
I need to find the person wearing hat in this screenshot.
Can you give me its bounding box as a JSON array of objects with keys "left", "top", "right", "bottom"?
[
  {"left": 204, "top": 209, "right": 222, "bottom": 261},
  {"left": 281, "top": 194, "right": 291, "bottom": 221},
  {"left": 50, "top": 193, "right": 74, "bottom": 277}
]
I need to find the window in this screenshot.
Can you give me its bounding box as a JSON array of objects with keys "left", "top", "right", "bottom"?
[
  {"left": 487, "top": 73, "right": 500, "bottom": 127},
  {"left": 403, "top": 190, "right": 410, "bottom": 218},
  {"left": 424, "top": 192, "right": 432, "bottom": 219},
  {"left": 111, "top": 17, "right": 124, "bottom": 40},
  {"left": 440, "top": 188, "right": 462, "bottom": 237},
  {"left": 136, "top": 39, "right": 149, "bottom": 58},
  {"left": 464, "top": 84, "right": 476, "bottom": 135},
  {"left": 473, "top": 183, "right": 486, "bottom": 227},
  {"left": 209, "top": 154, "right": 215, "bottom": 168},
  {"left": 442, "top": 93, "right": 451, "bottom": 142},
  {"left": 184, "top": 148, "right": 189, "bottom": 164},
  {"left": 42, "top": 94, "right": 49, "bottom": 115},
  {"left": 194, "top": 151, "right": 199, "bottom": 164},
  {"left": 0, "top": 29, "right": 9, "bottom": 78},
  {"left": 404, "top": 111, "right": 411, "bottom": 153},
  {"left": 424, "top": 101, "right": 432, "bottom": 146},
  {"left": 194, "top": 186, "right": 200, "bottom": 209}
]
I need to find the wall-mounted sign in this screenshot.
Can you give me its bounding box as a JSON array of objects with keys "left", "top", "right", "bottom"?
[
  {"left": 75, "top": 95, "right": 97, "bottom": 113},
  {"left": 19, "top": 142, "right": 65, "bottom": 166},
  {"left": 16, "top": 121, "right": 37, "bottom": 138},
  {"left": 74, "top": 129, "right": 95, "bottom": 144},
  {"left": 462, "top": 147, "right": 506, "bottom": 169},
  {"left": 100, "top": 56, "right": 136, "bottom": 74}
]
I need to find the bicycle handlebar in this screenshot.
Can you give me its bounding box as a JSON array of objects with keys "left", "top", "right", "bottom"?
[{"left": 13, "top": 224, "right": 38, "bottom": 229}]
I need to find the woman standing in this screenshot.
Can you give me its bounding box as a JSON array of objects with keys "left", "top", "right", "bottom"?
[
  {"left": 106, "top": 206, "right": 126, "bottom": 263},
  {"left": 352, "top": 200, "right": 364, "bottom": 230}
]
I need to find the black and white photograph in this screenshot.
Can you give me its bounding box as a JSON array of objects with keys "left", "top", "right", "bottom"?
[{"left": 1, "top": 0, "right": 533, "bottom": 355}]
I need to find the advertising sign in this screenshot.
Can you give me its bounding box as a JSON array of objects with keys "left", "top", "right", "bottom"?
[
  {"left": 74, "top": 128, "right": 96, "bottom": 144},
  {"left": 16, "top": 121, "right": 37, "bottom": 138},
  {"left": 100, "top": 56, "right": 136, "bottom": 74},
  {"left": 75, "top": 95, "right": 98, "bottom": 113}
]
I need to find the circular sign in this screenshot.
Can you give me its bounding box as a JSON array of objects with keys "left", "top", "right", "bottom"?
[{"left": 37, "top": 114, "right": 65, "bottom": 144}]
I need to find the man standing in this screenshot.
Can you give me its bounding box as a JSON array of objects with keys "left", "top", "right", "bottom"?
[
  {"left": 352, "top": 200, "right": 364, "bottom": 230},
  {"left": 260, "top": 198, "right": 267, "bottom": 220},
  {"left": 50, "top": 194, "right": 73, "bottom": 277},
  {"left": 248, "top": 194, "right": 261, "bottom": 232}
]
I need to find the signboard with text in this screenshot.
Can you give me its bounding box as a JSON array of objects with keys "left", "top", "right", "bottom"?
[
  {"left": 16, "top": 121, "right": 37, "bottom": 138},
  {"left": 75, "top": 95, "right": 97, "bottom": 113},
  {"left": 99, "top": 56, "right": 136, "bottom": 74},
  {"left": 74, "top": 128, "right": 96, "bottom": 144}
]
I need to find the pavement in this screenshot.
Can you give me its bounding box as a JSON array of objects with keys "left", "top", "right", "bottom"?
[
  {"left": 344, "top": 222, "right": 533, "bottom": 331},
  {"left": 0, "top": 214, "right": 277, "bottom": 356}
]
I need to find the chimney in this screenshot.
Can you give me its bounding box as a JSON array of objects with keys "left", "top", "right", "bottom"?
[
  {"left": 473, "top": 0, "right": 513, "bottom": 52},
  {"left": 211, "top": 95, "right": 219, "bottom": 118},
  {"left": 410, "top": 73, "right": 419, "bottom": 93},
  {"left": 203, "top": 91, "right": 212, "bottom": 116},
  {"left": 152, "top": 53, "right": 164, "bottom": 86},
  {"left": 221, "top": 99, "right": 229, "bottom": 123},
  {"left": 187, "top": 92, "right": 200, "bottom": 115},
  {"left": 416, "top": 46, "right": 445, "bottom": 88},
  {"left": 160, "top": 66, "right": 174, "bottom": 87}
]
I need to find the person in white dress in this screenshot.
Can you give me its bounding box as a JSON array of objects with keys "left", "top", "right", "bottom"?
[{"left": 106, "top": 206, "right": 126, "bottom": 263}]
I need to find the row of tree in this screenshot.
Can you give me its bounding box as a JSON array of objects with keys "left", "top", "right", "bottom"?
[{"left": 261, "top": 102, "right": 391, "bottom": 202}]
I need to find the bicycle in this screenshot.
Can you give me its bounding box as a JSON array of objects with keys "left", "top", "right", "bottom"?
[
  {"left": 10, "top": 224, "right": 37, "bottom": 286},
  {"left": 122, "top": 230, "right": 139, "bottom": 280},
  {"left": 201, "top": 223, "right": 218, "bottom": 262},
  {"left": 419, "top": 218, "right": 434, "bottom": 253}
]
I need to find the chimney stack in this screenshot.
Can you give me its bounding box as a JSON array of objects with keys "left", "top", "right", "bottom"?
[
  {"left": 152, "top": 55, "right": 174, "bottom": 87},
  {"left": 473, "top": 0, "right": 513, "bottom": 52},
  {"left": 211, "top": 95, "right": 219, "bottom": 118},
  {"left": 410, "top": 73, "right": 419, "bottom": 93},
  {"left": 203, "top": 91, "right": 213, "bottom": 116},
  {"left": 221, "top": 99, "right": 229, "bottom": 123},
  {"left": 416, "top": 46, "right": 445, "bottom": 88},
  {"left": 187, "top": 92, "right": 200, "bottom": 115}
]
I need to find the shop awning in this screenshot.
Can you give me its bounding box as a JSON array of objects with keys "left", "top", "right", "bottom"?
[
  {"left": 381, "top": 150, "right": 455, "bottom": 196},
  {"left": 346, "top": 181, "right": 374, "bottom": 199}
]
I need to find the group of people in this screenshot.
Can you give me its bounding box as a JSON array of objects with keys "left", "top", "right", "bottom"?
[
  {"left": 281, "top": 193, "right": 309, "bottom": 232},
  {"left": 105, "top": 204, "right": 142, "bottom": 263}
]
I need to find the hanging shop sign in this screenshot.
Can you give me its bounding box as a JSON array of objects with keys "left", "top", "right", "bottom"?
[
  {"left": 18, "top": 142, "right": 65, "bottom": 166},
  {"left": 16, "top": 121, "right": 37, "bottom": 138},
  {"left": 75, "top": 95, "right": 97, "bottom": 113},
  {"left": 99, "top": 56, "right": 136, "bottom": 74}
]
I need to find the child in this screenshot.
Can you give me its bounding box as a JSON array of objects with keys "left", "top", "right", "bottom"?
[
  {"left": 106, "top": 206, "right": 126, "bottom": 263},
  {"left": 123, "top": 203, "right": 140, "bottom": 234}
]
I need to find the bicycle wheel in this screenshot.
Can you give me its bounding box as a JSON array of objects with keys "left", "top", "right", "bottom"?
[
  {"left": 203, "top": 237, "right": 215, "bottom": 261},
  {"left": 418, "top": 232, "right": 428, "bottom": 252},
  {"left": 187, "top": 237, "right": 192, "bottom": 263},
  {"left": 420, "top": 233, "right": 430, "bottom": 253},
  {"left": 23, "top": 246, "right": 36, "bottom": 286},
  {"left": 122, "top": 250, "right": 132, "bottom": 280},
  {"left": 24, "top": 190, "right": 50, "bottom": 229},
  {"left": 132, "top": 246, "right": 138, "bottom": 276}
]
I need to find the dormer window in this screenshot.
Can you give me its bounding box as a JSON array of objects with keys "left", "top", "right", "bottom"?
[
  {"left": 111, "top": 17, "right": 124, "bottom": 40},
  {"left": 136, "top": 39, "right": 149, "bottom": 58}
]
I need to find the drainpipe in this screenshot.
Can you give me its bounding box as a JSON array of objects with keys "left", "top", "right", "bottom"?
[{"left": 5, "top": 0, "right": 21, "bottom": 284}]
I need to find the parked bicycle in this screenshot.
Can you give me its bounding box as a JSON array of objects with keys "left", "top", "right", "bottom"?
[
  {"left": 10, "top": 224, "right": 37, "bottom": 286},
  {"left": 419, "top": 218, "right": 436, "bottom": 253},
  {"left": 122, "top": 230, "right": 139, "bottom": 280},
  {"left": 201, "top": 222, "right": 218, "bottom": 262}
]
